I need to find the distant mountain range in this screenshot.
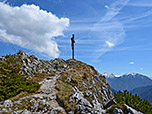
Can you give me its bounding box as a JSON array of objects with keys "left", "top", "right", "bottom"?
[
  {"left": 104, "top": 72, "right": 152, "bottom": 103},
  {"left": 131, "top": 85, "right": 152, "bottom": 103},
  {"left": 104, "top": 72, "right": 152, "bottom": 91}
]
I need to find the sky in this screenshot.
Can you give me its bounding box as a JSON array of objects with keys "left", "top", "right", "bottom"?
[{"left": 0, "top": 0, "right": 152, "bottom": 78}]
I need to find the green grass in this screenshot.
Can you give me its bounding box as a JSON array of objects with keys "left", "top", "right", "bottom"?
[
  {"left": 56, "top": 82, "right": 75, "bottom": 112},
  {"left": 56, "top": 60, "right": 105, "bottom": 112},
  {"left": 30, "top": 73, "right": 55, "bottom": 82},
  {"left": 0, "top": 53, "right": 40, "bottom": 101},
  {"left": 106, "top": 102, "right": 127, "bottom": 114}
]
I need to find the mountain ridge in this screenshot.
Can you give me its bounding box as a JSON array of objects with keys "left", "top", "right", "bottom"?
[
  {"left": 0, "top": 51, "right": 114, "bottom": 113},
  {"left": 131, "top": 85, "right": 152, "bottom": 103},
  {"left": 104, "top": 72, "right": 152, "bottom": 91},
  {"left": 104, "top": 72, "right": 149, "bottom": 78},
  {"left": 0, "top": 51, "right": 145, "bottom": 114}
]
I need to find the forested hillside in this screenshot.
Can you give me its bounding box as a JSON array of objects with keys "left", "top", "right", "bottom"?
[{"left": 114, "top": 90, "right": 152, "bottom": 114}]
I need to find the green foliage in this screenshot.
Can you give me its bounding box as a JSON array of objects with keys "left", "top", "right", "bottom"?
[
  {"left": 82, "top": 73, "right": 88, "bottom": 79},
  {"left": 106, "top": 102, "right": 127, "bottom": 113},
  {"left": 114, "top": 90, "right": 152, "bottom": 114},
  {"left": 0, "top": 54, "right": 40, "bottom": 101},
  {"left": 56, "top": 82, "right": 75, "bottom": 112}
]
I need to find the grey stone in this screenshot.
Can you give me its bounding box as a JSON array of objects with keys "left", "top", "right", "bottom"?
[
  {"left": 82, "top": 82, "right": 87, "bottom": 89},
  {"left": 30, "top": 99, "right": 39, "bottom": 112},
  {"left": 90, "top": 68, "right": 93, "bottom": 73},
  {"left": 69, "top": 87, "right": 84, "bottom": 103},
  {"left": 92, "top": 80, "right": 95, "bottom": 85},
  {"left": 68, "top": 111, "right": 74, "bottom": 114},
  {"left": 43, "top": 96, "right": 51, "bottom": 101},
  {"left": 113, "top": 108, "right": 123, "bottom": 114},
  {"left": 0, "top": 108, "right": 11, "bottom": 113},
  {"left": 89, "top": 86, "right": 93, "bottom": 89},
  {"left": 86, "top": 90, "right": 92, "bottom": 97},
  {"left": 12, "top": 110, "right": 22, "bottom": 114},
  {"left": 41, "top": 88, "right": 52, "bottom": 94},
  {"left": 3, "top": 100, "right": 13, "bottom": 108},
  {"left": 22, "top": 109, "right": 31, "bottom": 114},
  {"left": 39, "top": 100, "right": 46, "bottom": 105},
  {"left": 67, "top": 75, "right": 72, "bottom": 82},
  {"left": 12, "top": 112, "right": 18, "bottom": 114},
  {"left": 0, "top": 56, "right": 5, "bottom": 61},
  {"left": 94, "top": 75, "right": 100, "bottom": 81},
  {"left": 127, "top": 108, "right": 134, "bottom": 114},
  {"left": 92, "top": 94, "right": 103, "bottom": 113},
  {"left": 49, "top": 108, "right": 58, "bottom": 114},
  {"left": 124, "top": 104, "right": 143, "bottom": 114}
]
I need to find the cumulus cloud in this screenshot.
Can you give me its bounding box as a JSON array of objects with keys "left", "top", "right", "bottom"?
[
  {"left": 0, "top": 2, "right": 69, "bottom": 58},
  {"left": 129, "top": 62, "right": 134, "bottom": 65},
  {"left": 105, "top": 41, "right": 115, "bottom": 47}
]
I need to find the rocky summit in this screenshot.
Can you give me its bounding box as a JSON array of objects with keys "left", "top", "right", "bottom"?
[{"left": 0, "top": 51, "right": 143, "bottom": 114}]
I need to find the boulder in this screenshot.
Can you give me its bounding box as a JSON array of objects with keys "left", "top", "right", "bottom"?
[
  {"left": 41, "top": 88, "right": 52, "bottom": 94},
  {"left": 22, "top": 109, "right": 31, "bottom": 114},
  {"left": 85, "top": 90, "right": 92, "bottom": 97},
  {"left": 3, "top": 100, "right": 13, "bottom": 108},
  {"left": 12, "top": 110, "right": 22, "bottom": 114},
  {"left": 113, "top": 108, "right": 123, "bottom": 114},
  {"left": 68, "top": 111, "right": 74, "bottom": 114},
  {"left": 0, "top": 108, "right": 12, "bottom": 113},
  {"left": 92, "top": 94, "right": 104, "bottom": 113},
  {"left": 0, "top": 56, "right": 5, "bottom": 61}
]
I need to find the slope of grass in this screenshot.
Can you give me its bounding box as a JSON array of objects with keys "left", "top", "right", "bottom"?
[
  {"left": 0, "top": 53, "right": 40, "bottom": 101},
  {"left": 56, "top": 59, "right": 104, "bottom": 112}
]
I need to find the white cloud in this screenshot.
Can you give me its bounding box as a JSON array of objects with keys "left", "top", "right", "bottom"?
[
  {"left": 105, "top": 41, "right": 115, "bottom": 47},
  {"left": 105, "top": 5, "right": 109, "bottom": 9},
  {"left": 129, "top": 62, "right": 134, "bottom": 65},
  {"left": 0, "top": 2, "right": 69, "bottom": 58},
  {"left": 128, "top": 0, "right": 152, "bottom": 7},
  {"left": 55, "top": 0, "right": 130, "bottom": 59},
  {"left": 89, "top": 0, "right": 129, "bottom": 59},
  {"left": 101, "top": 0, "right": 130, "bottom": 22}
]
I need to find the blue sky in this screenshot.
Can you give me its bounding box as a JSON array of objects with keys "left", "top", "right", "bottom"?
[{"left": 0, "top": 0, "right": 152, "bottom": 78}]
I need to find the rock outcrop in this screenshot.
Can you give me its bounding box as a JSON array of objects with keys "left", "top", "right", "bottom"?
[
  {"left": 113, "top": 108, "right": 123, "bottom": 114},
  {"left": 0, "top": 51, "right": 114, "bottom": 114}
]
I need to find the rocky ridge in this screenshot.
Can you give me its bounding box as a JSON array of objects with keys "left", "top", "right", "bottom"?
[{"left": 0, "top": 51, "right": 143, "bottom": 114}]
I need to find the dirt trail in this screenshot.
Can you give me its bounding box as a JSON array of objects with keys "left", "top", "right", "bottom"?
[{"left": 32, "top": 74, "right": 66, "bottom": 114}]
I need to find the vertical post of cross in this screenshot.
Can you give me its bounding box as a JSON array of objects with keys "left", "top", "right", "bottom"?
[
  {"left": 71, "top": 34, "right": 75, "bottom": 59},
  {"left": 72, "top": 47, "right": 74, "bottom": 59}
]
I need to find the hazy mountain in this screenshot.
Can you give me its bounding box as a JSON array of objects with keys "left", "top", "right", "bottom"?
[
  {"left": 104, "top": 72, "right": 152, "bottom": 91},
  {"left": 131, "top": 85, "right": 152, "bottom": 103}
]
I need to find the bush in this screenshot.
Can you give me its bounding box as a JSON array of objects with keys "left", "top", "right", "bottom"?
[
  {"left": 114, "top": 90, "right": 152, "bottom": 114},
  {"left": 0, "top": 54, "right": 40, "bottom": 101}
]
